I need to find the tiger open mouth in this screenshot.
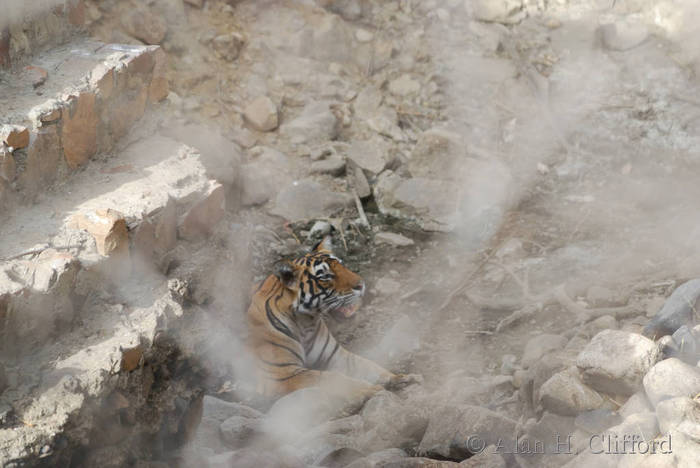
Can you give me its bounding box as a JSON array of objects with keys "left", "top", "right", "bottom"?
[{"left": 332, "top": 301, "right": 360, "bottom": 320}]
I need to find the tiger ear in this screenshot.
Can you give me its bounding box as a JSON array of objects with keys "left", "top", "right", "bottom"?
[
  {"left": 274, "top": 260, "right": 300, "bottom": 290},
  {"left": 313, "top": 235, "right": 334, "bottom": 254}
]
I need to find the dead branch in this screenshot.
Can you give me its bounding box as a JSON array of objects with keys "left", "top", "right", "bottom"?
[{"left": 351, "top": 189, "right": 370, "bottom": 229}]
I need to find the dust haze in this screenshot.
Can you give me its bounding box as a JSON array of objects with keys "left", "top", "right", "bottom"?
[
  {"left": 4, "top": 0, "right": 700, "bottom": 466},
  {"left": 0, "top": 0, "right": 67, "bottom": 29}
]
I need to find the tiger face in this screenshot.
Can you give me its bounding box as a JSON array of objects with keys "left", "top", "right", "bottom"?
[{"left": 274, "top": 236, "right": 365, "bottom": 319}]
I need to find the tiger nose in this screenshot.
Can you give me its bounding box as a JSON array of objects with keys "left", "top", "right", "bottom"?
[{"left": 353, "top": 281, "right": 365, "bottom": 295}]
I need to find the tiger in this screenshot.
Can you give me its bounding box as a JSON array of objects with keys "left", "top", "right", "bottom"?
[{"left": 246, "top": 236, "right": 421, "bottom": 400}]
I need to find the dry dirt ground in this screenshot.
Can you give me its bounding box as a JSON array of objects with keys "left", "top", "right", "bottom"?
[{"left": 71, "top": 0, "right": 700, "bottom": 466}]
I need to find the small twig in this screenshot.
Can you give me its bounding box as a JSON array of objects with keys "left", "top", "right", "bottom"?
[
  {"left": 400, "top": 286, "right": 424, "bottom": 301},
  {"left": 437, "top": 249, "right": 497, "bottom": 312},
  {"left": 464, "top": 330, "right": 494, "bottom": 336},
  {"left": 495, "top": 303, "right": 543, "bottom": 333},
  {"left": 351, "top": 189, "right": 370, "bottom": 229},
  {"left": 1, "top": 244, "right": 81, "bottom": 262}
]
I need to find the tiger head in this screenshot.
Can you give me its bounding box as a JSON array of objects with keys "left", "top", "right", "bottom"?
[{"left": 274, "top": 236, "right": 365, "bottom": 320}]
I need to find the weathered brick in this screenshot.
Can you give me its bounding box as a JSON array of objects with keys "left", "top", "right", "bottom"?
[
  {"left": 0, "top": 146, "right": 16, "bottom": 182},
  {"left": 72, "top": 209, "right": 129, "bottom": 257},
  {"left": 148, "top": 47, "right": 169, "bottom": 103},
  {"left": 178, "top": 183, "right": 225, "bottom": 241},
  {"left": 0, "top": 125, "right": 29, "bottom": 149},
  {"left": 63, "top": 92, "right": 98, "bottom": 169},
  {"left": 67, "top": 0, "right": 86, "bottom": 27},
  {"left": 21, "top": 126, "right": 62, "bottom": 191}
]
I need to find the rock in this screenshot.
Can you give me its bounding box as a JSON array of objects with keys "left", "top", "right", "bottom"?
[
  {"left": 310, "top": 155, "right": 346, "bottom": 176},
  {"left": 643, "top": 279, "right": 700, "bottom": 339},
  {"left": 458, "top": 447, "right": 506, "bottom": 467},
  {"left": 178, "top": 182, "right": 225, "bottom": 241},
  {"left": 356, "top": 392, "right": 428, "bottom": 453},
  {"left": 576, "top": 330, "right": 659, "bottom": 396},
  {"left": 586, "top": 286, "right": 617, "bottom": 307},
  {"left": 619, "top": 392, "right": 653, "bottom": 419},
  {"left": 281, "top": 101, "right": 339, "bottom": 144},
  {"left": 360, "top": 391, "right": 403, "bottom": 428},
  {"left": 409, "top": 128, "right": 467, "bottom": 181},
  {"left": 317, "top": 448, "right": 365, "bottom": 468},
  {"left": 350, "top": 163, "right": 371, "bottom": 199},
  {"left": 574, "top": 409, "right": 621, "bottom": 434},
  {"left": 607, "top": 411, "right": 658, "bottom": 442},
  {"left": 262, "top": 388, "right": 347, "bottom": 443},
  {"left": 71, "top": 209, "right": 129, "bottom": 257},
  {"left": 122, "top": 7, "right": 168, "bottom": 44},
  {"left": 388, "top": 74, "right": 420, "bottom": 96},
  {"left": 269, "top": 179, "right": 352, "bottom": 221},
  {"left": 355, "top": 29, "right": 374, "bottom": 43},
  {"left": 183, "top": 0, "right": 204, "bottom": 7},
  {"left": 598, "top": 20, "right": 648, "bottom": 51},
  {"left": 500, "top": 354, "right": 518, "bottom": 375},
  {"left": 643, "top": 358, "right": 700, "bottom": 407},
  {"left": 354, "top": 86, "right": 383, "bottom": 120},
  {"left": 240, "top": 147, "right": 292, "bottom": 206},
  {"left": 346, "top": 138, "right": 390, "bottom": 175},
  {"left": 418, "top": 405, "right": 517, "bottom": 460},
  {"left": 538, "top": 367, "right": 605, "bottom": 416},
  {"left": 345, "top": 449, "right": 408, "bottom": 468},
  {"left": 521, "top": 352, "right": 573, "bottom": 407},
  {"left": 375, "top": 232, "right": 414, "bottom": 247},
  {"left": 374, "top": 172, "right": 461, "bottom": 232},
  {"left": 382, "top": 458, "right": 459, "bottom": 467},
  {"left": 587, "top": 315, "right": 618, "bottom": 333},
  {"left": 656, "top": 397, "right": 700, "bottom": 436},
  {"left": 318, "top": 0, "right": 369, "bottom": 20},
  {"left": 0, "top": 125, "right": 29, "bottom": 149},
  {"left": 62, "top": 91, "right": 98, "bottom": 169},
  {"left": 212, "top": 32, "right": 245, "bottom": 62},
  {"left": 470, "top": 0, "right": 525, "bottom": 25},
  {"left": 669, "top": 325, "right": 700, "bottom": 364},
  {"left": 201, "top": 395, "right": 263, "bottom": 422},
  {"left": 219, "top": 415, "right": 260, "bottom": 448},
  {"left": 243, "top": 96, "right": 279, "bottom": 132},
  {"left": 521, "top": 334, "right": 568, "bottom": 369},
  {"left": 309, "top": 220, "right": 332, "bottom": 237},
  {"left": 521, "top": 412, "right": 577, "bottom": 466},
  {"left": 0, "top": 146, "right": 16, "bottom": 182},
  {"left": 209, "top": 447, "right": 304, "bottom": 468},
  {"left": 148, "top": 47, "right": 169, "bottom": 103},
  {"left": 367, "top": 107, "right": 404, "bottom": 141},
  {"left": 437, "top": 375, "right": 513, "bottom": 408},
  {"left": 305, "top": 14, "right": 353, "bottom": 62}
]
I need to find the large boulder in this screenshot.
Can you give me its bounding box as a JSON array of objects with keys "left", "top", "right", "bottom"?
[
  {"left": 643, "top": 358, "right": 700, "bottom": 407},
  {"left": 418, "top": 405, "right": 517, "bottom": 460},
  {"left": 655, "top": 397, "right": 700, "bottom": 437},
  {"left": 643, "top": 279, "right": 700, "bottom": 339},
  {"left": 538, "top": 367, "right": 605, "bottom": 416},
  {"left": 576, "top": 330, "right": 659, "bottom": 396},
  {"left": 281, "top": 101, "right": 339, "bottom": 144},
  {"left": 374, "top": 172, "right": 461, "bottom": 232},
  {"left": 269, "top": 179, "right": 352, "bottom": 222}
]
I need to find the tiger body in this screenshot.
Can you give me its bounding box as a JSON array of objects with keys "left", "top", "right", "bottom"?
[{"left": 247, "top": 237, "right": 417, "bottom": 398}]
